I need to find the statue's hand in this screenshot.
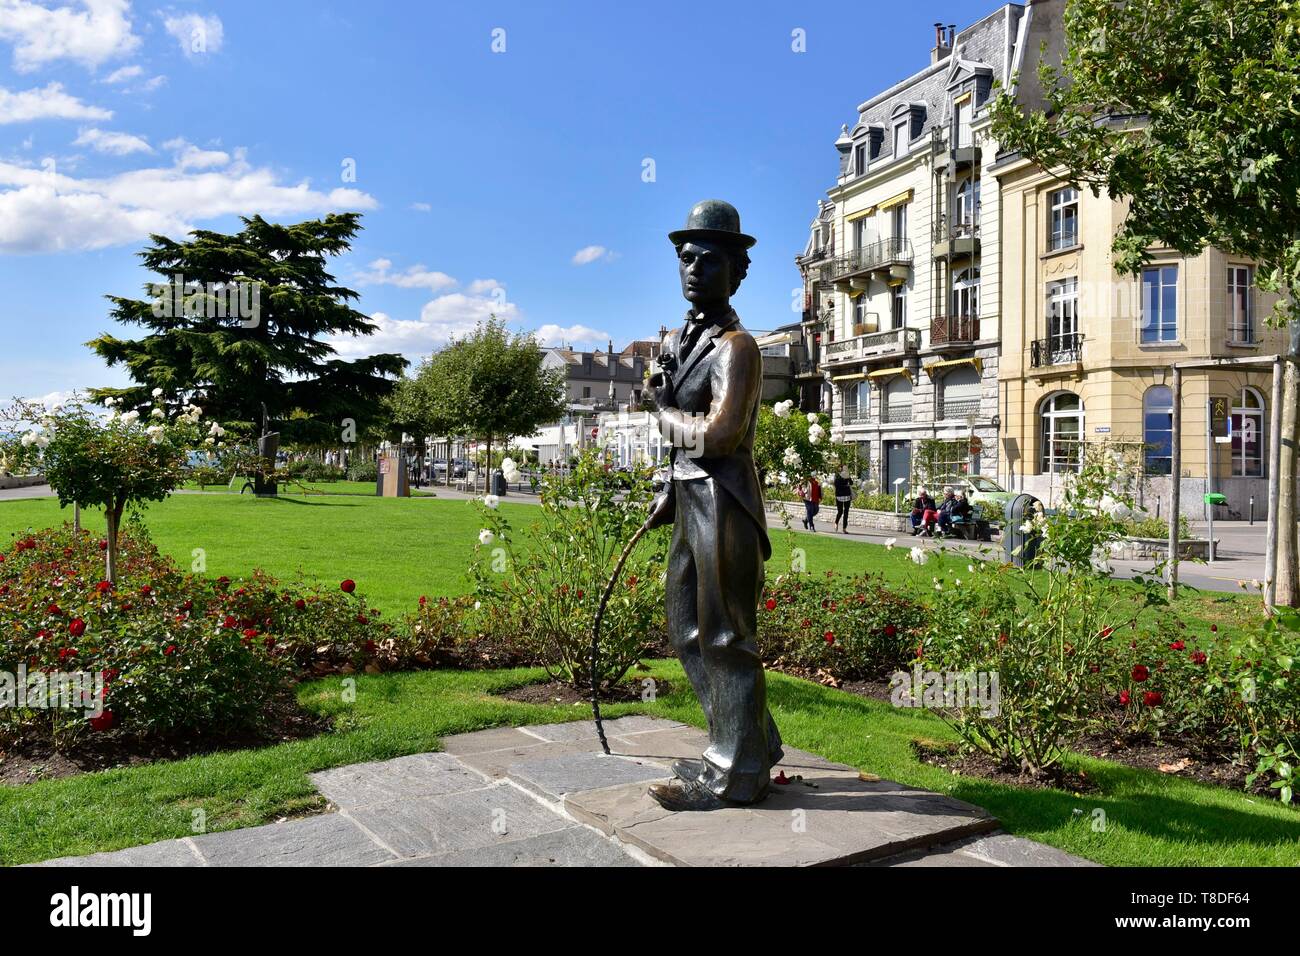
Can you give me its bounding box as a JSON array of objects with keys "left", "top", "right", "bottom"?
[{"left": 645, "top": 486, "right": 675, "bottom": 529}]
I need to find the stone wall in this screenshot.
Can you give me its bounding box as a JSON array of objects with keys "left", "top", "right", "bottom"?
[{"left": 765, "top": 499, "right": 912, "bottom": 534}]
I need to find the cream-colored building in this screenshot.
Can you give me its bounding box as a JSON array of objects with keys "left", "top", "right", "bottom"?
[
  {"left": 993, "top": 1, "right": 1282, "bottom": 517},
  {"left": 797, "top": 6, "right": 1028, "bottom": 490}
]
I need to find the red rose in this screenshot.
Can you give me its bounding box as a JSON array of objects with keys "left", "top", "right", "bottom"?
[
  {"left": 1143, "top": 691, "right": 1163, "bottom": 707},
  {"left": 1100, "top": 626, "right": 1114, "bottom": 638},
  {"left": 96, "top": 580, "right": 112, "bottom": 593},
  {"left": 1131, "top": 664, "right": 1150, "bottom": 682},
  {"left": 294, "top": 599, "right": 306, "bottom": 611},
  {"left": 884, "top": 624, "right": 897, "bottom": 637},
  {"left": 47, "top": 603, "right": 62, "bottom": 616},
  {"left": 764, "top": 598, "right": 776, "bottom": 611},
  {"left": 365, "top": 640, "right": 378, "bottom": 655},
  {"left": 418, "top": 595, "right": 428, "bottom": 606},
  {"left": 1119, "top": 690, "right": 1132, "bottom": 705},
  {"left": 164, "top": 644, "right": 177, "bottom": 656},
  {"left": 357, "top": 613, "right": 368, "bottom": 624},
  {"left": 98, "top": 540, "right": 108, "bottom": 551},
  {"left": 997, "top": 632, "right": 1008, "bottom": 646},
  {"left": 119, "top": 602, "right": 133, "bottom": 611},
  {"left": 181, "top": 600, "right": 193, "bottom": 611},
  {"left": 59, "top": 647, "right": 77, "bottom": 660},
  {"left": 576, "top": 590, "right": 585, "bottom": 600},
  {"left": 243, "top": 628, "right": 258, "bottom": 638},
  {"left": 773, "top": 770, "right": 790, "bottom": 785},
  {"left": 36, "top": 629, "right": 51, "bottom": 640},
  {"left": 1210, "top": 624, "right": 1218, "bottom": 633},
  {"left": 89, "top": 710, "right": 115, "bottom": 732},
  {"left": 823, "top": 631, "right": 834, "bottom": 644},
  {"left": 222, "top": 615, "right": 237, "bottom": 628},
  {"left": 140, "top": 585, "right": 152, "bottom": 595},
  {"left": 801, "top": 618, "right": 811, "bottom": 628},
  {"left": 68, "top": 618, "right": 86, "bottom": 637},
  {"left": 1169, "top": 640, "right": 1185, "bottom": 650},
  {"left": 340, "top": 579, "right": 356, "bottom": 593},
  {"left": 1190, "top": 651, "right": 1207, "bottom": 665},
  {"left": 217, "top": 576, "right": 230, "bottom": 586}
]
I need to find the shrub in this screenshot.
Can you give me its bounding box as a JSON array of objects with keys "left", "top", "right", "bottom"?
[
  {"left": 285, "top": 459, "right": 345, "bottom": 483},
  {"left": 347, "top": 459, "right": 378, "bottom": 483},
  {"left": 469, "top": 449, "right": 667, "bottom": 690},
  {"left": 758, "top": 570, "right": 926, "bottom": 680}
]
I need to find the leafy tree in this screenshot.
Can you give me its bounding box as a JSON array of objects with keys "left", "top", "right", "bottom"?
[
  {"left": 417, "top": 317, "right": 566, "bottom": 480},
  {"left": 87, "top": 213, "right": 406, "bottom": 447},
  {"left": 990, "top": 0, "right": 1300, "bottom": 605},
  {"left": 753, "top": 401, "right": 832, "bottom": 485}
]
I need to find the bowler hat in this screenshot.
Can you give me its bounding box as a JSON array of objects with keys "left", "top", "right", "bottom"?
[{"left": 668, "top": 199, "right": 757, "bottom": 249}]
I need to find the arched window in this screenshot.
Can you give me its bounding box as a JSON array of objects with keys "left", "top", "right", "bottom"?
[
  {"left": 1231, "top": 386, "right": 1266, "bottom": 477},
  {"left": 951, "top": 266, "right": 980, "bottom": 320},
  {"left": 1040, "top": 392, "right": 1084, "bottom": 473},
  {"left": 883, "top": 375, "right": 912, "bottom": 424},
  {"left": 1143, "top": 386, "right": 1174, "bottom": 475},
  {"left": 939, "top": 365, "right": 981, "bottom": 420},
  {"left": 842, "top": 380, "right": 870, "bottom": 424}
]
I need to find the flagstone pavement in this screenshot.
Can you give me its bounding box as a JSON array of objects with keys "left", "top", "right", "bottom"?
[{"left": 31, "top": 716, "right": 1097, "bottom": 868}]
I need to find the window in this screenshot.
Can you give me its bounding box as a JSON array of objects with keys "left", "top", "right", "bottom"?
[
  {"left": 954, "top": 98, "right": 972, "bottom": 148},
  {"left": 1231, "top": 386, "right": 1265, "bottom": 477},
  {"left": 891, "top": 283, "right": 907, "bottom": 329},
  {"left": 581, "top": 386, "right": 592, "bottom": 399},
  {"left": 843, "top": 381, "right": 870, "bottom": 423},
  {"left": 853, "top": 296, "right": 870, "bottom": 330},
  {"left": 891, "top": 203, "right": 908, "bottom": 241},
  {"left": 955, "top": 178, "right": 980, "bottom": 235},
  {"left": 853, "top": 216, "right": 874, "bottom": 251},
  {"left": 1228, "top": 266, "right": 1254, "bottom": 343},
  {"left": 940, "top": 365, "right": 981, "bottom": 421},
  {"left": 1141, "top": 265, "right": 1179, "bottom": 344},
  {"left": 1048, "top": 186, "right": 1078, "bottom": 251},
  {"left": 1143, "top": 386, "right": 1174, "bottom": 476},
  {"left": 883, "top": 375, "right": 912, "bottom": 423},
  {"left": 1040, "top": 392, "right": 1084, "bottom": 473},
  {"left": 951, "top": 266, "right": 980, "bottom": 319},
  {"left": 854, "top": 143, "right": 867, "bottom": 176},
  {"left": 1046, "top": 277, "right": 1079, "bottom": 359},
  {"left": 893, "top": 121, "right": 909, "bottom": 157}
]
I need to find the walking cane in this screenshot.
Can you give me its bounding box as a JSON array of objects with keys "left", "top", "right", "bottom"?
[{"left": 589, "top": 352, "right": 675, "bottom": 753}]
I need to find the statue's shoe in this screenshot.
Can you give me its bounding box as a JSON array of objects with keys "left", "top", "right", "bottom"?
[
  {"left": 671, "top": 757, "right": 706, "bottom": 782},
  {"left": 648, "top": 779, "right": 733, "bottom": 812}
]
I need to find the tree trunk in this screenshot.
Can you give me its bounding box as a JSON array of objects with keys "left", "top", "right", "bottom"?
[
  {"left": 105, "top": 499, "right": 122, "bottom": 584},
  {"left": 1274, "top": 326, "right": 1300, "bottom": 607},
  {"left": 485, "top": 431, "right": 493, "bottom": 496}
]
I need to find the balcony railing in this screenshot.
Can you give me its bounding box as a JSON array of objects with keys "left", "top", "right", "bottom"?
[
  {"left": 931, "top": 215, "right": 981, "bottom": 245},
  {"left": 795, "top": 361, "right": 821, "bottom": 377},
  {"left": 930, "top": 314, "right": 980, "bottom": 346},
  {"left": 841, "top": 405, "right": 871, "bottom": 425},
  {"left": 882, "top": 405, "right": 912, "bottom": 424},
  {"left": 1228, "top": 322, "right": 1257, "bottom": 345},
  {"left": 822, "top": 237, "right": 914, "bottom": 283},
  {"left": 822, "top": 327, "right": 920, "bottom": 365},
  {"left": 939, "top": 397, "right": 981, "bottom": 421},
  {"left": 1030, "top": 333, "right": 1085, "bottom": 368}
]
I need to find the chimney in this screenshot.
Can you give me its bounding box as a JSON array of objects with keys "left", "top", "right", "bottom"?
[{"left": 931, "top": 21, "right": 952, "bottom": 64}]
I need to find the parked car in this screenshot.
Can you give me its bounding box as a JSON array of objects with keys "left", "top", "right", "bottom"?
[{"left": 931, "top": 474, "right": 1016, "bottom": 519}]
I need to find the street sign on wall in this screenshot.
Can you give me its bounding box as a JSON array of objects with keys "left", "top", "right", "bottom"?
[{"left": 1209, "top": 396, "right": 1230, "bottom": 438}]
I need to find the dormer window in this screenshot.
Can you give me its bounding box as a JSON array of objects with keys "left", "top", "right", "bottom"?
[
  {"left": 893, "top": 121, "right": 909, "bottom": 157},
  {"left": 954, "top": 97, "right": 972, "bottom": 147},
  {"left": 854, "top": 143, "right": 867, "bottom": 176}
]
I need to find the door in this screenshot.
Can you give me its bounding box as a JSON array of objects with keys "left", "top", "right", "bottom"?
[{"left": 885, "top": 440, "right": 912, "bottom": 495}]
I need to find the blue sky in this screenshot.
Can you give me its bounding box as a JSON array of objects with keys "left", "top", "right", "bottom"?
[{"left": 0, "top": 0, "right": 997, "bottom": 400}]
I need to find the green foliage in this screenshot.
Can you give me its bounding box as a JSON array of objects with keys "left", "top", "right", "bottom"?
[
  {"left": 86, "top": 213, "right": 407, "bottom": 445},
  {"left": 754, "top": 402, "right": 833, "bottom": 486},
  {"left": 469, "top": 449, "right": 667, "bottom": 690}
]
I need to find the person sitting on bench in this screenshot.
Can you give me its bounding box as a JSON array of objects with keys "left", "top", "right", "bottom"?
[
  {"left": 910, "top": 488, "right": 938, "bottom": 536},
  {"left": 938, "top": 489, "right": 972, "bottom": 536}
]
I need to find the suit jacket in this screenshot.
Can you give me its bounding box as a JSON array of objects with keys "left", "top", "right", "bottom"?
[{"left": 657, "top": 308, "right": 771, "bottom": 560}]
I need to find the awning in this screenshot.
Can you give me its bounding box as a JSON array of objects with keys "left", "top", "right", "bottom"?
[
  {"left": 876, "top": 188, "right": 913, "bottom": 211},
  {"left": 831, "top": 373, "right": 866, "bottom": 382},
  {"left": 844, "top": 205, "right": 877, "bottom": 222},
  {"left": 867, "top": 366, "right": 911, "bottom": 381},
  {"left": 923, "top": 356, "right": 983, "bottom": 377}
]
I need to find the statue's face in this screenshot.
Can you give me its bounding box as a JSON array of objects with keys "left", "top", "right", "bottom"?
[{"left": 677, "top": 241, "right": 731, "bottom": 309}]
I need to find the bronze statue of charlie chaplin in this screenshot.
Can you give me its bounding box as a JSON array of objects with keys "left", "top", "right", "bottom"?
[{"left": 644, "top": 200, "right": 783, "bottom": 811}]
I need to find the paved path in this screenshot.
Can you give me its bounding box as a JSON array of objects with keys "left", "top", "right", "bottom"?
[{"left": 31, "top": 716, "right": 1094, "bottom": 868}]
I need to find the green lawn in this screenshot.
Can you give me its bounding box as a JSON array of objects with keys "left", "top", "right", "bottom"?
[
  {"left": 0, "top": 661, "right": 1295, "bottom": 867},
  {"left": 183, "top": 479, "right": 436, "bottom": 497}
]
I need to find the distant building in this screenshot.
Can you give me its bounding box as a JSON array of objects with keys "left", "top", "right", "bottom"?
[{"left": 543, "top": 339, "right": 651, "bottom": 413}]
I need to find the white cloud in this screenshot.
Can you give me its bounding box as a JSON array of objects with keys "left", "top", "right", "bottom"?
[
  {"left": 327, "top": 293, "right": 522, "bottom": 362},
  {"left": 0, "top": 146, "right": 379, "bottom": 254},
  {"left": 74, "top": 126, "right": 151, "bottom": 154},
  {"left": 465, "top": 278, "right": 502, "bottom": 295},
  {"left": 534, "top": 324, "right": 611, "bottom": 349},
  {"left": 0, "top": 82, "right": 112, "bottom": 124},
  {"left": 353, "top": 258, "right": 456, "bottom": 292},
  {"left": 101, "top": 63, "right": 141, "bottom": 84},
  {"left": 162, "top": 137, "right": 228, "bottom": 169},
  {"left": 0, "top": 0, "right": 140, "bottom": 72},
  {"left": 162, "top": 11, "right": 223, "bottom": 57},
  {"left": 572, "top": 244, "right": 616, "bottom": 265},
  {"left": 410, "top": 201, "right": 431, "bottom": 212}
]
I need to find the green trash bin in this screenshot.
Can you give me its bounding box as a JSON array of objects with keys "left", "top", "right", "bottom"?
[{"left": 1204, "top": 493, "right": 1228, "bottom": 507}]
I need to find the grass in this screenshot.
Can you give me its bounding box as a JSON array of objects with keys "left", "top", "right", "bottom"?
[
  {"left": 0, "top": 661, "right": 1295, "bottom": 866},
  {"left": 183, "top": 479, "right": 436, "bottom": 497}
]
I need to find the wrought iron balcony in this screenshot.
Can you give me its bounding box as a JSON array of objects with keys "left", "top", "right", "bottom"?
[
  {"left": 882, "top": 405, "right": 912, "bottom": 424},
  {"left": 1030, "top": 333, "right": 1084, "bottom": 368},
  {"left": 938, "top": 397, "right": 981, "bottom": 421},
  {"left": 931, "top": 215, "right": 981, "bottom": 258},
  {"left": 822, "top": 327, "right": 920, "bottom": 365},
  {"left": 930, "top": 314, "right": 980, "bottom": 346},
  {"left": 841, "top": 404, "right": 871, "bottom": 425},
  {"left": 1227, "top": 322, "right": 1257, "bottom": 346},
  {"left": 822, "top": 237, "right": 914, "bottom": 284}
]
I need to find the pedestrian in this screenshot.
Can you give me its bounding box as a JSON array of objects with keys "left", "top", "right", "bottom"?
[
  {"left": 796, "top": 475, "right": 822, "bottom": 531},
  {"left": 833, "top": 466, "right": 853, "bottom": 533}
]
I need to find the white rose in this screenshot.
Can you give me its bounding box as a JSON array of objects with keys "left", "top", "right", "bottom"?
[
  {"left": 120, "top": 410, "right": 140, "bottom": 425},
  {"left": 20, "top": 431, "right": 35, "bottom": 447},
  {"left": 484, "top": 494, "right": 500, "bottom": 509},
  {"left": 909, "top": 546, "right": 929, "bottom": 566},
  {"left": 773, "top": 400, "right": 792, "bottom": 419},
  {"left": 104, "top": 397, "right": 117, "bottom": 407},
  {"left": 479, "top": 529, "right": 496, "bottom": 546},
  {"left": 806, "top": 412, "right": 818, "bottom": 424},
  {"left": 884, "top": 538, "right": 896, "bottom": 550},
  {"left": 146, "top": 424, "right": 165, "bottom": 444},
  {"left": 151, "top": 387, "right": 163, "bottom": 398},
  {"left": 151, "top": 408, "right": 164, "bottom": 419}
]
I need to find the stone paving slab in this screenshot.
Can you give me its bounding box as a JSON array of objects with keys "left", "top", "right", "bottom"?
[
  {"left": 507, "top": 750, "right": 671, "bottom": 801},
  {"left": 33, "top": 839, "right": 203, "bottom": 868},
  {"left": 192, "top": 813, "right": 395, "bottom": 867},
  {"left": 309, "top": 752, "right": 486, "bottom": 810},
  {"left": 521, "top": 715, "right": 686, "bottom": 743},
  {"left": 865, "top": 831, "right": 1100, "bottom": 868},
  {"left": 343, "top": 781, "right": 571, "bottom": 859},
  {"left": 384, "top": 826, "right": 641, "bottom": 867}
]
